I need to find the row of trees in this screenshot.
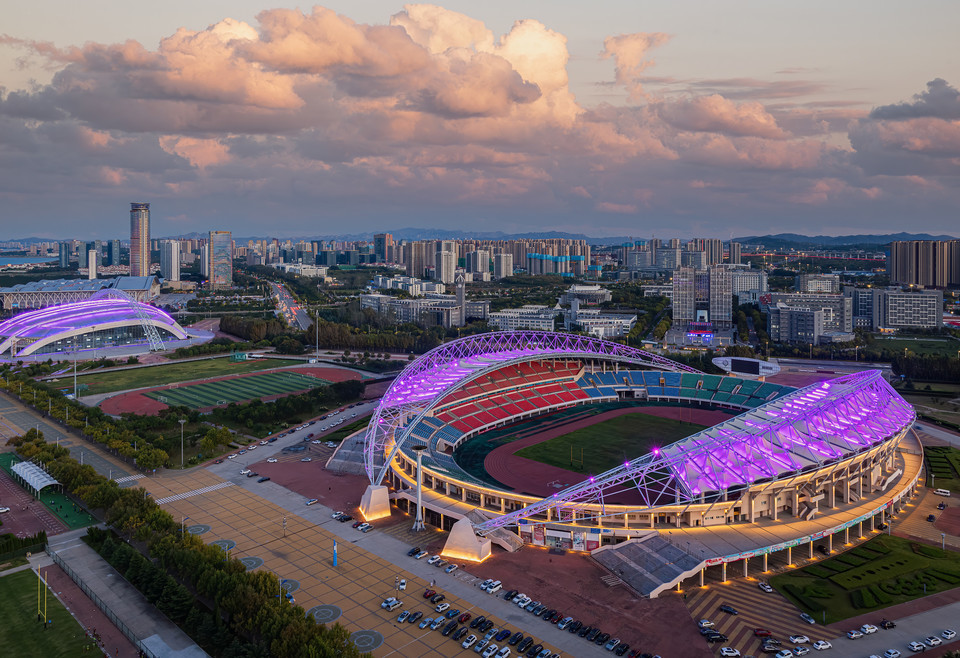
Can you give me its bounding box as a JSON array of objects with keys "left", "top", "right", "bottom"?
[
  {"left": 8, "top": 433, "right": 360, "bottom": 657},
  {"left": 892, "top": 355, "right": 960, "bottom": 382},
  {"left": 220, "top": 316, "right": 288, "bottom": 343}
]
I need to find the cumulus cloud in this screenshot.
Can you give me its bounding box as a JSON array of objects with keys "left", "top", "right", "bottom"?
[{"left": 0, "top": 6, "right": 957, "bottom": 236}]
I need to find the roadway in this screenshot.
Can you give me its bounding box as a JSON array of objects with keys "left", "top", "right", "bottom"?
[{"left": 268, "top": 281, "right": 313, "bottom": 330}]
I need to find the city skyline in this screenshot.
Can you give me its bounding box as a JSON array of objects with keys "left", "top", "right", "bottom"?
[{"left": 1, "top": 2, "right": 959, "bottom": 238}]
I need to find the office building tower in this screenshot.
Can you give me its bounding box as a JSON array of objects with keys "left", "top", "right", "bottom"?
[
  {"left": 129, "top": 203, "right": 150, "bottom": 276},
  {"left": 160, "top": 240, "right": 181, "bottom": 282},
  {"left": 768, "top": 304, "right": 824, "bottom": 345},
  {"left": 656, "top": 247, "right": 681, "bottom": 270},
  {"left": 672, "top": 267, "right": 696, "bottom": 324},
  {"left": 199, "top": 244, "right": 209, "bottom": 277},
  {"left": 87, "top": 251, "right": 97, "bottom": 280},
  {"left": 768, "top": 293, "right": 853, "bottom": 333},
  {"left": 796, "top": 273, "right": 841, "bottom": 293},
  {"left": 708, "top": 266, "right": 733, "bottom": 326},
  {"left": 728, "top": 242, "right": 742, "bottom": 265},
  {"left": 872, "top": 288, "right": 943, "bottom": 330},
  {"left": 730, "top": 270, "right": 768, "bottom": 297},
  {"left": 681, "top": 250, "right": 706, "bottom": 269},
  {"left": 208, "top": 231, "right": 233, "bottom": 289},
  {"left": 374, "top": 233, "right": 393, "bottom": 262},
  {"left": 58, "top": 243, "right": 70, "bottom": 268},
  {"left": 108, "top": 239, "right": 121, "bottom": 266},
  {"left": 493, "top": 253, "right": 513, "bottom": 279}
]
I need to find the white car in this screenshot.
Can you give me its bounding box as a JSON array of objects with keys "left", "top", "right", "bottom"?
[
  {"left": 720, "top": 649, "right": 741, "bottom": 657},
  {"left": 479, "top": 579, "right": 493, "bottom": 590},
  {"left": 267, "top": 457, "right": 278, "bottom": 463},
  {"left": 861, "top": 624, "right": 878, "bottom": 635},
  {"left": 356, "top": 523, "right": 370, "bottom": 532},
  {"left": 398, "top": 579, "right": 406, "bottom": 591},
  {"left": 758, "top": 581, "right": 774, "bottom": 593},
  {"left": 847, "top": 630, "right": 863, "bottom": 639},
  {"left": 415, "top": 550, "right": 428, "bottom": 559},
  {"left": 774, "top": 651, "right": 792, "bottom": 658},
  {"left": 943, "top": 630, "right": 957, "bottom": 640},
  {"left": 435, "top": 602, "right": 450, "bottom": 613},
  {"left": 259, "top": 440, "right": 268, "bottom": 445},
  {"left": 481, "top": 645, "right": 499, "bottom": 658},
  {"left": 427, "top": 555, "right": 442, "bottom": 565},
  {"left": 240, "top": 468, "right": 251, "bottom": 475},
  {"left": 924, "top": 636, "right": 942, "bottom": 647},
  {"left": 226, "top": 454, "right": 237, "bottom": 459},
  {"left": 495, "top": 647, "right": 511, "bottom": 658},
  {"left": 430, "top": 617, "right": 444, "bottom": 630},
  {"left": 794, "top": 649, "right": 810, "bottom": 657},
  {"left": 463, "top": 635, "right": 478, "bottom": 649},
  {"left": 0, "top": 506, "right": 10, "bottom": 513},
  {"left": 884, "top": 651, "right": 901, "bottom": 658},
  {"left": 247, "top": 445, "right": 257, "bottom": 450},
  {"left": 908, "top": 642, "right": 925, "bottom": 652},
  {"left": 812, "top": 641, "right": 831, "bottom": 651},
  {"left": 474, "top": 639, "right": 489, "bottom": 653},
  {"left": 790, "top": 636, "right": 810, "bottom": 644},
  {"left": 699, "top": 619, "right": 715, "bottom": 629},
  {"left": 397, "top": 610, "right": 409, "bottom": 623},
  {"left": 331, "top": 511, "right": 342, "bottom": 518},
  {"left": 445, "top": 564, "right": 459, "bottom": 574},
  {"left": 300, "top": 457, "right": 312, "bottom": 462}
]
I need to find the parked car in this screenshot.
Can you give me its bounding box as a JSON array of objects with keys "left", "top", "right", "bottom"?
[
  {"left": 800, "top": 612, "right": 817, "bottom": 624},
  {"left": 908, "top": 642, "right": 926, "bottom": 652},
  {"left": 880, "top": 619, "right": 896, "bottom": 629},
  {"left": 445, "top": 564, "right": 459, "bottom": 574},
  {"left": 430, "top": 594, "right": 445, "bottom": 604},
  {"left": 435, "top": 602, "right": 450, "bottom": 613},
  {"left": 861, "top": 624, "right": 878, "bottom": 634},
  {"left": 943, "top": 630, "right": 958, "bottom": 640},
  {"left": 789, "top": 635, "right": 810, "bottom": 644},
  {"left": 407, "top": 546, "right": 422, "bottom": 557},
  {"left": 720, "top": 650, "right": 741, "bottom": 658},
  {"left": 267, "top": 457, "right": 278, "bottom": 463},
  {"left": 811, "top": 640, "right": 831, "bottom": 650},
  {"left": 257, "top": 476, "right": 270, "bottom": 483},
  {"left": 924, "top": 636, "right": 942, "bottom": 647},
  {"left": 305, "top": 498, "right": 318, "bottom": 506},
  {"left": 471, "top": 616, "right": 487, "bottom": 629},
  {"left": 419, "top": 616, "right": 433, "bottom": 629},
  {"left": 758, "top": 581, "right": 774, "bottom": 593},
  {"left": 407, "top": 611, "right": 421, "bottom": 623},
  {"left": 719, "top": 604, "right": 739, "bottom": 615},
  {"left": 846, "top": 630, "right": 863, "bottom": 639}
]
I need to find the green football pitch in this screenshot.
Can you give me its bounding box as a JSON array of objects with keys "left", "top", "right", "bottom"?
[
  {"left": 514, "top": 411, "right": 707, "bottom": 474},
  {"left": 145, "top": 371, "right": 328, "bottom": 409},
  {"left": 0, "top": 570, "right": 98, "bottom": 656}
]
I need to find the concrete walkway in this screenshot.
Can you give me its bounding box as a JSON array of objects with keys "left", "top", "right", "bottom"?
[{"left": 46, "top": 529, "right": 207, "bottom": 658}]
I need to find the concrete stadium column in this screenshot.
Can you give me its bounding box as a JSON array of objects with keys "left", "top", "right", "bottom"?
[
  {"left": 858, "top": 475, "right": 864, "bottom": 498},
  {"left": 721, "top": 562, "right": 727, "bottom": 582},
  {"left": 500, "top": 498, "right": 505, "bottom": 513},
  {"left": 675, "top": 514, "right": 681, "bottom": 528},
  {"left": 870, "top": 515, "right": 875, "bottom": 531},
  {"left": 772, "top": 494, "right": 779, "bottom": 521},
  {"left": 809, "top": 540, "right": 813, "bottom": 559},
  {"left": 742, "top": 558, "right": 748, "bottom": 578},
  {"left": 748, "top": 494, "right": 756, "bottom": 523},
  {"left": 444, "top": 482, "right": 450, "bottom": 495},
  {"left": 787, "top": 546, "right": 792, "bottom": 565},
  {"left": 791, "top": 489, "right": 799, "bottom": 516},
  {"left": 700, "top": 568, "right": 705, "bottom": 587},
  {"left": 844, "top": 474, "right": 851, "bottom": 504},
  {"left": 827, "top": 477, "right": 836, "bottom": 508},
  {"left": 650, "top": 515, "right": 655, "bottom": 529},
  {"left": 461, "top": 488, "right": 467, "bottom": 502},
  {"left": 763, "top": 552, "right": 768, "bottom": 572},
  {"left": 547, "top": 508, "right": 553, "bottom": 521},
  {"left": 858, "top": 521, "right": 863, "bottom": 539},
  {"left": 597, "top": 513, "right": 603, "bottom": 527},
  {"left": 624, "top": 514, "right": 629, "bottom": 529},
  {"left": 828, "top": 533, "right": 833, "bottom": 553},
  {"left": 844, "top": 527, "right": 849, "bottom": 545}
]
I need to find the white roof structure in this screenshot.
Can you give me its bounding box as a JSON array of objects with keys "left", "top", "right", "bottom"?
[{"left": 11, "top": 460, "right": 60, "bottom": 494}]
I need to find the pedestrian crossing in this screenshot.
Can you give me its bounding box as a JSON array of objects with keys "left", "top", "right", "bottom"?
[
  {"left": 685, "top": 579, "right": 817, "bottom": 656},
  {"left": 155, "top": 481, "right": 235, "bottom": 504},
  {"left": 113, "top": 473, "right": 144, "bottom": 483}
]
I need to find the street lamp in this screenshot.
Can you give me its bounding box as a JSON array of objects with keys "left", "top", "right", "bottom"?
[
  {"left": 179, "top": 418, "right": 187, "bottom": 468},
  {"left": 943, "top": 533, "right": 946, "bottom": 551}
]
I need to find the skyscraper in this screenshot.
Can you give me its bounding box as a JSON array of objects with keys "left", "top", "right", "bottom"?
[
  {"left": 160, "top": 240, "right": 181, "bottom": 282},
  {"left": 374, "top": 233, "right": 393, "bottom": 262},
  {"left": 493, "top": 253, "right": 513, "bottom": 279},
  {"left": 728, "top": 242, "right": 742, "bottom": 265},
  {"left": 58, "top": 242, "right": 70, "bottom": 268},
  {"left": 108, "top": 239, "right": 121, "bottom": 266},
  {"left": 208, "top": 231, "right": 233, "bottom": 289},
  {"left": 129, "top": 202, "right": 150, "bottom": 276}
]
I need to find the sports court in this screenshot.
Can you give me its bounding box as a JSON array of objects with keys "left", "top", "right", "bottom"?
[{"left": 145, "top": 371, "right": 329, "bottom": 409}]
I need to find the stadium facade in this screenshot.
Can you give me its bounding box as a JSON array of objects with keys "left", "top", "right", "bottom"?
[
  {"left": 360, "top": 332, "right": 919, "bottom": 594},
  {"left": 0, "top": 291, "right": 188, "bottom": 357}
]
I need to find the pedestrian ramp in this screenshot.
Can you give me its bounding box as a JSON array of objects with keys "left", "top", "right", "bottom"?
[{"left": 592, "top": 533, "right": 703, "bottom": 598}]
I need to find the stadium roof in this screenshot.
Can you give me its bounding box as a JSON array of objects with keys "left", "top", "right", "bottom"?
[
  {"left": 0, "top": 275, "right": 157, "bottom": 294},
  {"left": 0, "top": 295, "right": 187, "bottom": 356},
  {"left": 11, "top": 460, "right": 60, "bottom": 494}
]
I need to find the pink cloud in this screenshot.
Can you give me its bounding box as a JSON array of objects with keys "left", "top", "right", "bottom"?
[{"left": 656, "top": 95, "right": 787, "bottom": 138}]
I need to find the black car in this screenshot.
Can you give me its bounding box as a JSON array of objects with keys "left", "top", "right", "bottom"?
[
  {"left": 526, "top": 644, "right": 543, "bottom": 658},
  {"left": 718, "top": 604, "right": 738, "bottom": 615},
  {"left": 479, "top": 620, "right": 494, "bottom": 633},
  {"left": 543, "top": 611, "right": 558, "bottom": 623},
  {"left": 509, "top": 632, "right": 524, "bottom": 646},
  {"left": 615, "top": 643, "right": 630, "bottom": 656},
  {"left": 407, "top": 611, "right": 422, "bottom": 624},
  {"left": 939, "top": 502, "right": 947, "bottom": 510},
  {"left": 338, "top": 515, "right": 352, "bottom": 523},
  {"left": 246, "top": 472, "right": 259, "bottom": 478},
  {"left": 504, "top": 589, "right": 518, "bottom": 601},
  {"left": 585, "top": 628, "right": 600, "bottom": 642},
  {"left": 817, "top": 544, "right": 829, "bottom": 555},
  {"left": 407, "top": 546, "right": 421, "bottom": 557},
  {"left": 595, "top": 632, "right": 610, "bottom": 646},
  {"left": 927, "top": 514, "right": 937, "bottom": 522},
  {"left": 267, "top": 437, "right": 278, "bottom": 443},
  {"left": 495, "top": 629, "right": 512, "bottom": 642},
  {"left": 532, "top": 604, "right": 547, "bottom": 616},
  {"left": 517, "top": 637, "right": 534, "bottom": 652},
  {"left": 453, "top": 628, "right": 468, "bottom": 641},
  {"left": 541, "top": 608, "right": 556, "bottom": 620},
  {"left": 877, "top": 522, "right": 889, "bottom": 530},
  {"left": 257, "top": 476, "right": 270, "bottom": 483},
  {"left": 470, "top": 616, "right": 486, "bottom": 629},
  {"left": 430, "top": 594, "right": 445, "bottom": 604},
  {"left": 880, "top": 619, "right": 896, "bottom": 629},
  {"left": 577, "top": 624, "right": 591, "bottom": 637},
  {"left": 704, "top": 633, "right": 727, "bottom": 643},
  {"left": 442, "top": 621, "right": 458, "bottom": 636},
  {"left": 568, "top": 620, "right": 583, "bottom": 634}
]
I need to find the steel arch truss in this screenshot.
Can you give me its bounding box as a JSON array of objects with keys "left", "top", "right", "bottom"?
[
  {"left": 363, "top": 331, "right": 701, "bottom": 484},
  {"left": 91, "top": 288, "right": 167, "bottom": 351},
  {"left": 473, "top": 369, "right": 914, "bottom": 535}
]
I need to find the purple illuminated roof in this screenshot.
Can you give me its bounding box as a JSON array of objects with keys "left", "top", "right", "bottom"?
[{"left": 0, "top": 297, "right": 186, "bottom": 356}]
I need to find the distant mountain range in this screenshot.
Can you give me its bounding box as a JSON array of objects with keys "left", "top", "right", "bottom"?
[{"left": 6, "top": 230, "right": 957, "bottom": 248}]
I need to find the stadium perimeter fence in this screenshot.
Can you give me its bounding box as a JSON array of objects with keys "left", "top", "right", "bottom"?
[{"left": 45, "top": 545, "right": 160, "bottom": 658}]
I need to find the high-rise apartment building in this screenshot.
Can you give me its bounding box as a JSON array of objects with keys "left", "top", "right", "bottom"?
[
  {"left": 58, "top": 242, "right": 70, "bottom": 268},
  {"left": 730, "top": 270, "right": 768, "bottom": 296},
  {"left": 672, "top": 267, "right": 696, "bottom": 324},
  {"left": 887, "top": 240, "right": 960, "bottom": 288},
  {"left": 466, "top": 249, "right": 490, "bottom": 274},
  {"left": 160, "top": 240, "right": 181, "bottom": 282},
  {"left": 374, "top": 233, "right": 393, "bottom": 262},
  {"left": 687, "top": 238, "right": 723, "bottom": 266},
  {"left": 436, "top": 250, "right": 456, "bottom": 284},
  {"left": 108, "top": 239, "right": 121, "bottom": 266},
  {"left": 708, "top": 266, "right": 732, "bottom": 326},
  {"left": 681, "top": 250, "right": 706, "bottom": 269},
  {"left": 208, "top": 231, "right": 233, "bottom": 289},
  {"left": 728, "top": 242, "right": 742, "bottom": 265},
  {"left": 493, "top": 253, "right": 513, "bottom": 279},
  {"left": 129, "top": 203, "right": 150, "bottom": 276}
]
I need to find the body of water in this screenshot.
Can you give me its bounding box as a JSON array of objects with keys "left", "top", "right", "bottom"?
[{"left": 0, "top": 255, "right": 56, "bottom": 267}]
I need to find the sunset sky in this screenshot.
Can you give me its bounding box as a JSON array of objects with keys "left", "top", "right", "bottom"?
[{"left": 1, "top": 1, "right": 958, "bottom": 240}]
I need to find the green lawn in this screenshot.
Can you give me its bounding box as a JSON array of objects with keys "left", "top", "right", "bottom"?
[
  {"left": 0, "top": 454, "right": 96, "bottom": 530},
  {"left": 145, "top": 371, "right": 328, "bottom": 409},
  {"left": 770, "top": 535, "right": 960, "bottom": 623},
  {"left": 323, "top": 417, "right": 369, "bottom": 443},
  {"left": 872, "top": 336, "right": 960, "bottom": 357},
  {"left": 514, "top": 412, "right": 706, "bottom": 474},
  {"left": 0, "top": 570, "right": 101, "bottom": 656},
  {"left": 70, "top": 357, "right": 295, "bottom": 396},
  {"left": 923, "top": 445, "right": 960, "bottom": 492}
]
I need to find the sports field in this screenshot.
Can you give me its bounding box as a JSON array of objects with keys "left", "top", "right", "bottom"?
[
  {"left": 145, "top": 371, "right": 328, "bottom": 409},
  {"left": 72, "top": 357, "right": 293, "bottom": 396},
  {"left": 514, "top": 412, "right": 707, "bottom": 475},
  {"left": 0, "top": 570, "right": 99, "bottom": 656}
]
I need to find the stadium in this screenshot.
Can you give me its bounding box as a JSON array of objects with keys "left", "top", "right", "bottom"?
[
  {"left": 360, "top": 331, "right": 920, "bottom": 596},
  {"left": 0, "top": 290, "right": 192, "bottom": 359}
]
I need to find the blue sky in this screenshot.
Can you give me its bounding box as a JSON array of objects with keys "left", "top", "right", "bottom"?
[{"left": 1, "top": 2, "right": 958, "bottom": 239}]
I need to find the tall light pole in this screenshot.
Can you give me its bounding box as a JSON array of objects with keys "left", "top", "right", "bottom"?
[
  {"left": 412, "top": 445, "right": 427, "bottom": 532},
  {"left": 179, "top": 418, "right": 187, "bottom": 468}
]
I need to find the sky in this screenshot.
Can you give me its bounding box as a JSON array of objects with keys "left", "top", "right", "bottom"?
[{"left": 1, "top": 1, "right": 959, "bottom": 240}]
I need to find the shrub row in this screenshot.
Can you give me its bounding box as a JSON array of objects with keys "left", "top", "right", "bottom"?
[{"left": 783, "top": 583, "right": 825, "bottom": 613}]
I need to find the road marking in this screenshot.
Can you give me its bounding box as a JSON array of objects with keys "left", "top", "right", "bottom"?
[
  {"left": 113, "top": 474, "right": 144, "bottom": 483},
  {"left": 155, "top": 481, "right": 235, "bottom": 504}
]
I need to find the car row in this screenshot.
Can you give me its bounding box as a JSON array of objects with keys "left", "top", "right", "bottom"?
[{"left": 331, "top": 511, "right": 353, "bottom": 523}]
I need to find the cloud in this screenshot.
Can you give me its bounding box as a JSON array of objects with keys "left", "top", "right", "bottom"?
[
  {"left": 656, "top": 95, "right": 787, "bottom": 139},
  {"left": 601, "top": 32, "right": 670, "bottom": 101},
  {"left": 870, "top": 78, "right": 960, "bottom": 120}
]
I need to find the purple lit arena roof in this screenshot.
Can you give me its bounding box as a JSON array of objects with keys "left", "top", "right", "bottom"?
[{"left": 0, "top": 297, "right": 186, "bottom": 356}]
